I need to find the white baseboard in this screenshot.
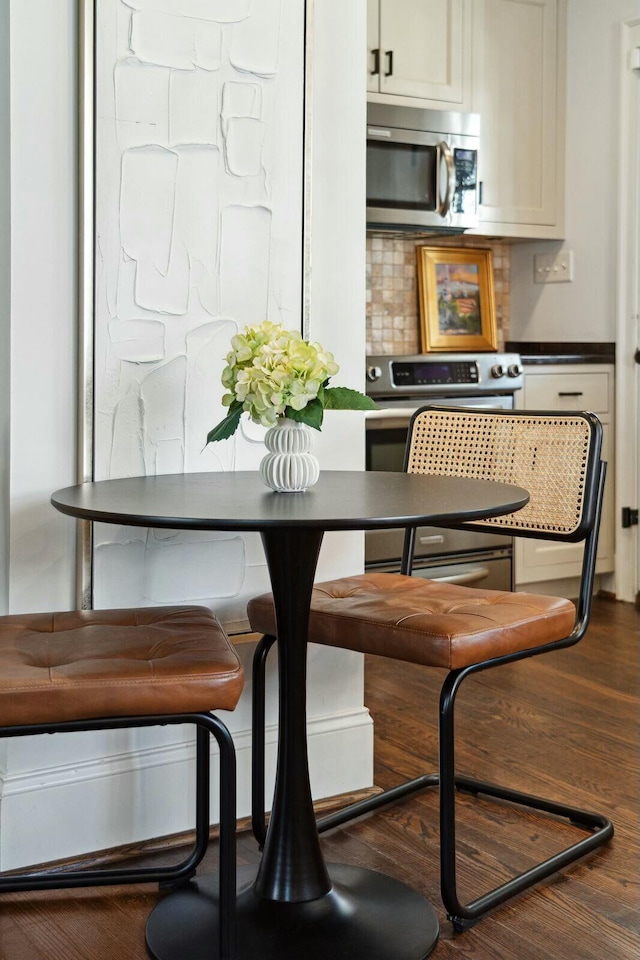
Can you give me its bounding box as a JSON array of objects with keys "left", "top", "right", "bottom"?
[{"left": 0, "top": 708, "right": 373, "bottom": 871}]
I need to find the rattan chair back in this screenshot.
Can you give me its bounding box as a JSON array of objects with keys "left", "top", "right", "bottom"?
[{"left": 406, "top": 406, "right": 603, "bottom": 542}]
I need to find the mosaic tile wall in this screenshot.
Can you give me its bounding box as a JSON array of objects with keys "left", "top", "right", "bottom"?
[{"left": 366, "top": 234, "right": 511, "bottom": 356}]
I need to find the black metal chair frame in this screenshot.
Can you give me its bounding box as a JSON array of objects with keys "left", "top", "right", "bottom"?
[
  {"left": 251, "top": 410, "right": 613, "bottom": 931},
  {"left": 0, "top": 711, "right": 237, "bottom": 960}
]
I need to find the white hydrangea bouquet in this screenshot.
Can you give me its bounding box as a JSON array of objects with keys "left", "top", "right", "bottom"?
[{"left": 206, "top": 321, "right": 376, "bottom": 445}]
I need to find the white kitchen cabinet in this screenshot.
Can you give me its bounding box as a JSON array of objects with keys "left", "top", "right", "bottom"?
[
  {"left": 471, "top": 0, "right": 566, "bottom": 239},
  {"left": 515, "top": 364, "right": 615, "bottom": 588},
  {"left": 367, "top": 0, "right": 567, "bottom": 240},
  {"left": 367, "top": 0, "right": 474, "bottom": 111}
]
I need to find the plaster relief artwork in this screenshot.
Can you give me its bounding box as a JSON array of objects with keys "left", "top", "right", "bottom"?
[
  {"left": 230, "top": 0, "right": 282, "bottom": 77},
  {"left": 114, "top": 60, "right": 169, "bottom": 149},
  {"left": 92, "top": 0, "right": 304, "bottom": 626},
  {"left": 130, "top": 12, "right": 223, "bottom": 71},
  {"left": 225, "top": 118, "right": 266, "bottom": 177},
  {"left": 169, "top": 71, "right": 219, "bottom": 146},
  {"left": 219, "top": 205, "right": 271, "bottom": 323},
  {"left": 119, "top": 146, "right": 177, "bottom": 279},
  {"left": 122, "top": 0, "right": 252, "bottom": 23}
]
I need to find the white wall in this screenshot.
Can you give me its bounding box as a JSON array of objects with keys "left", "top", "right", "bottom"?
[
  {"left": 8, "top": 0, "right": 77, "bottom": 614},
  {"left": 1, "top": 0, "right": 372, "bottom": 870},
  {"left": 0, "top": 1, "right": 10, "bottom": 614},
  {"left": 510, "top": 0, "right": 640, "bottom": 342}
]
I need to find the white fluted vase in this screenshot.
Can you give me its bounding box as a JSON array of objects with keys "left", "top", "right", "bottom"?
[{"left": 259, "top": 419, "right": 320, "bottom": 493}]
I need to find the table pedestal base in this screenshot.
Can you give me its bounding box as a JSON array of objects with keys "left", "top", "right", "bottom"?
[{"left": 146, "top": 863, "right": 439, "bottom": 960}]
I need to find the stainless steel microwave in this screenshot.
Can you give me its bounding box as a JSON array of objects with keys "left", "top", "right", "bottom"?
[{"left": 366, "top": 103, "right": 480, "bottom": 232}]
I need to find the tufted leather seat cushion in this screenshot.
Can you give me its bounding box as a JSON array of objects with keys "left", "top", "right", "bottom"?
[
  {"left": 0, "top": 606, "right": 244, "bottom": 727},
  {"left": 247, "top": 573, "right": 576, "bottom": 671}
]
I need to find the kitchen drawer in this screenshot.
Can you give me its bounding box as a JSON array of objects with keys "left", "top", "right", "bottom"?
[{"left": 524, "top": 372, "right": 609, "bottom": 413}]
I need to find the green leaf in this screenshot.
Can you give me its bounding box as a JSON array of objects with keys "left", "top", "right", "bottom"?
[
  {"left": 323, "top": 387, "right": 378, "bottom": 410},
  {"left": 285, "top": 398, "right": 324, "bottom": 430},
  {"left": 205, "top": 403, "right": 243, "bottom": 444}
]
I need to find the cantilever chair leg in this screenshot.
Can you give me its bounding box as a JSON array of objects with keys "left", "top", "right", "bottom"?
[
  {"left": 0, "top": 712, "right": 237, "bottom": 960},
  {"left": 251, "top": 637, "right": 613, "bottom": 929},
  {"left": 438, "top": 661, "right": 613, "bottom": 931}
]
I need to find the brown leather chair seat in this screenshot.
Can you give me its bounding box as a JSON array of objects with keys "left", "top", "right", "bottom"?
[
  {"left": 0, "top": 605, "right": 244, "bottom": 725},
  {"left": 248, "top": 573, "right": 576, "bottom": 670},
  {"left": 0, "top": 603, "right": 243, "bottom": 958}
]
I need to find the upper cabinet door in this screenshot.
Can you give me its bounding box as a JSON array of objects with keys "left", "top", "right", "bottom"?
[
  {"left": 368, "top": 0, "right": 474, "bottom": 110},
  {"left": 474, "top": 0, "right": 565, "bottom": 233},
  {"left": 367, "top": 0, "right": 381, "bottom": 94}
]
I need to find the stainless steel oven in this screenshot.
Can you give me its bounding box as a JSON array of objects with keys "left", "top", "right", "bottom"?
[{"left": 365, "top": 352, "right": 523, "bottom": 589}]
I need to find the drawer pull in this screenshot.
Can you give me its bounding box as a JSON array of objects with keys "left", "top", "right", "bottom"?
[
  {"left": 419, "top": 535, "right": 445, "bottom": 545},
  {"left": 557, "top": 391, "right": 583, "bottom": 397}
]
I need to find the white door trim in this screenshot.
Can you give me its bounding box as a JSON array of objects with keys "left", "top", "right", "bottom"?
[{"left": 615, "top": 18, "right": 640, "bottom": 603}]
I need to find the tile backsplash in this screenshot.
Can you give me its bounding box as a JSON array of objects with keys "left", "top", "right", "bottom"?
[{"left": 366, "top": 234, "right": 511, "bottom": 356}]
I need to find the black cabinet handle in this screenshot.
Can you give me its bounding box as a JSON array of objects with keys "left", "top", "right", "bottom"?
[
  {"left": 385, "top": 50, "right": 394, "bottom": 76},
  {"left": 558, "top": 391, "right": 584, "bottom": 397},
  {"left": 371, "top": 48, "right": 380, "bottom": 76}
]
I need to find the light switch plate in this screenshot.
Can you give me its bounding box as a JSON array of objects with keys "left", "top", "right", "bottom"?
[{"left": 533, "top": 251, "right": 574, "bottom": 283}]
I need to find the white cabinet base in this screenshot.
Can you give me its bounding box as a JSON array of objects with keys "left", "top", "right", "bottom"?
[{"left": 515, "top": 363, "right": 615, "bottom": 588}]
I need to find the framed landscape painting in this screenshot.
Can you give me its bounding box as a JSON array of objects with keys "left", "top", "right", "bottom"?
[{"left": 417, "top": 246, "right": 498, "bottom": 352}]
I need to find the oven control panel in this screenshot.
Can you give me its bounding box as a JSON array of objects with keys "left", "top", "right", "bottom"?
[
  {"left": 365, "top": 352, "right": 524, "bottom": 398},
  {"left": 391, "top": 360, "right": 479, "bottom": 387}
]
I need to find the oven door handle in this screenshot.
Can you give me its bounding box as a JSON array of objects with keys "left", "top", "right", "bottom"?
[
  {"left": 429, "top": 565, "right": 489, "bottom": 585},
  {"left": 365, "top": 408, "right": 421, "bottom": 420}
]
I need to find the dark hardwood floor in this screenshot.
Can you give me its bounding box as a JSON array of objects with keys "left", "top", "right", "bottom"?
[{"left": 1, "top": 597, "right": 638, "bottom": 959}]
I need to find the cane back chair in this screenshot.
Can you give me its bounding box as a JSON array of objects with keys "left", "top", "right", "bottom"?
[
  {"left": 249, "top": 407, "right": 613, "bottom": 931},
  {"left": 0, "top": 604, "right": 243, "bottom": 960}
]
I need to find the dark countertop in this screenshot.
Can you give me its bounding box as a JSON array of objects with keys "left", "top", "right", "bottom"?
[{"left": 505, "top": 341, "right": 615, "bottom": 365}]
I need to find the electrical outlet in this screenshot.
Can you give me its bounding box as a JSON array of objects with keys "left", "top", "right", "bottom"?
[{"left": 533, "top": 251, "right": 574, "bottom": 284}]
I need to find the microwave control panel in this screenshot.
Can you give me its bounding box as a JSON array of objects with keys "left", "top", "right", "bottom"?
[{"left": 453, "top": 149, "right": 478, "bottom": 214}]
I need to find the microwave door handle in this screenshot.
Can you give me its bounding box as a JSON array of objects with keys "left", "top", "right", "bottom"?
[{"left": 436, "top": 141, "right": 455, "bottom": 217}]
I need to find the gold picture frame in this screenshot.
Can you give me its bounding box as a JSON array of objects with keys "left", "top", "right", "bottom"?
[{"left": 417, "top": 246, "right": 498, "bottom": 353}]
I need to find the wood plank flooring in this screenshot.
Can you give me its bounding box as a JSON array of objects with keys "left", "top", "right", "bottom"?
[{"left": 0, "top": 597, "right": 638, "bottom": 959}]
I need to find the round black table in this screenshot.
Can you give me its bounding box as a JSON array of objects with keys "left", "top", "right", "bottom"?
[{"left": 51, "top": 471, "right": 529, "bottom": 960}]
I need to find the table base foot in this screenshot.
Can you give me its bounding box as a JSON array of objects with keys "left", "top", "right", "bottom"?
[{"left": 146, "top": 863, "right": 439, "bottom": 960}]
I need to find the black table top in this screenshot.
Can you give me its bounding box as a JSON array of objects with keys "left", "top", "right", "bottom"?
[{"left": 51, "top": 471, "right": 529, "bottom": 532}]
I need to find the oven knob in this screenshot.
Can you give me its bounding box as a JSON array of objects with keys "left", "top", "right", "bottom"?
[
  {"left": 507, "top": 363, "right": 523, "bottom": 378},
  {"left": 366, "top": 365, "right": 382, "bottom": 382},
  {"left": 490, "top": 364, "right": 505, "bottom": 378}
]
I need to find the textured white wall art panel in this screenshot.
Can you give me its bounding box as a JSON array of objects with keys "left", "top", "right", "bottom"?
[
  {"left": 219, "top": 204, "right": 271, "bottom": 322},
  {"left": 114, "top": 60, "right": 169, "bottom": 148},
  {"left": 229, "top": 0, "right": 282, "bottom": 77},
  {"left": 93, "top": 0, "right": 304, "bottom": 626},
  {"left": 123, "top": 0, "right": 252, "bottom": 25},
  {"left": 130, "top": 11, "right": 223, "bottom": 70},
  {"left": 170, "top": 71, "right": 220, "bottom": 146}
]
